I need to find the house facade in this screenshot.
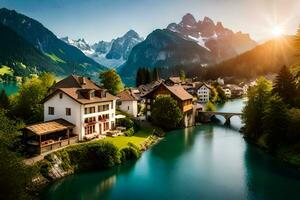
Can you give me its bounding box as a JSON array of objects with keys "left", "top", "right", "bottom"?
[
  {"left": 142, "top": 83, "right": 194, "bottom": 127},
  {"left": 196, "top": 83, "right": 211, "bottom": 103},
  {"left": 43, "top": 75, "right": 117, "bottom": 141},
  {"left": 116, "top": 89, "right": 139, "bottom": 117}
]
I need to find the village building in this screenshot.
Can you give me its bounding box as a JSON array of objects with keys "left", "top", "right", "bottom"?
[
  {"left": 165, "top": 76, "right": 183, "bottom": 86},
  {"left": 196, "top": 83, "right": 211, "bottom": 103},
  {"left": 223, "top": 87, "right": 232, "bottom": 98},
  {"left": 116, "top": 89, "right": 139, "bottom": 117},
  {"left": 23, "top": 75, "right": 118, "bottom": 154},
  {"left": 142, "top": 83, "right": 194, "bottom": 127},
  {"left": 223, "top": 84, "right": 243, "bottom": 98}
]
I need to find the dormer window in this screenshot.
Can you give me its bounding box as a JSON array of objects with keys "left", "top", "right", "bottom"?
[{"left": 91, "top": 91, "right": 95, "bottom": 98}]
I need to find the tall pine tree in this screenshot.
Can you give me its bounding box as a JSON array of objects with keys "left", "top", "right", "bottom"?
[
  {"left": 152, "top": 68, "right": 159, "bottom": 81},
  {"left": 272, "top": 65, "right": 297, "bottom": 106},
  {"left": 0, "top": 89, "right": 9, "bottom": 109}
]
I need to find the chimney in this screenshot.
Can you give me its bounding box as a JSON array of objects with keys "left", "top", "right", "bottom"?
[{"left": 79, "top": 77, "right": 86, "bottom": 85}]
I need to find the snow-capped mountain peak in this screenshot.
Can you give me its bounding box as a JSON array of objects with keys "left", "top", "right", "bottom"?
[
  {"left": 166, "top": 13, "right": 256, "bottom": 61},
  {"left": 61, "top": 29, "right": 143, "bottom": 68}
]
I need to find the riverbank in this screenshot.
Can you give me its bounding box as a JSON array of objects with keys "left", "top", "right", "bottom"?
[
  {"left": 249, "top": 135, "right": 300, "bottom": 169},
  {"left": 29, "top": 124, "right": 163, "bottom": 197}
]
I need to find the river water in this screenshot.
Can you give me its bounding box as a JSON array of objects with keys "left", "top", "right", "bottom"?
[
  {"left": 0, "top": 82, "right": 19, "bottom": 95},
  {"left": 42, "top": 99, "right": 300, "bottom": 200}
]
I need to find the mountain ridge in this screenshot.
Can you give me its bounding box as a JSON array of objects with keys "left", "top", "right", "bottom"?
[
  {"left": 0, "top": 8, "right": 107, "bottom": 77},
  {"left": 61, "top": 29, "right": 143, "bottom": 68},
  {"left": 119, "top": 13, "right": 257, "bottom": 85}
]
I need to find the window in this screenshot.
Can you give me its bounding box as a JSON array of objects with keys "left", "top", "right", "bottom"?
[
  {"left": 91, "top": 91, "right": 95, "bottom": 98},
  {"left": 85, "top": 125, "right": 95, "bottom": 135},
  {"left": 111, "top": 103, "right": 114, "bottom": 109},
  {"left": 59, "top": 93, "right": 63, "bottom": 99},
  {"left": 84, "top": 106, "right": 95, "bottom": 114},
  {"left": 66, "top": 108, "right": 71, "bottom": 116},
  {"left": 103, "top": 122, "right": 110, "bottom": 131},
  {"left": 48, "top": 107, "right": 54, "bottom": 115},
  {"left": 98, "top": 104, "right": 109, "bottom": 112},
  {"left": 84, "top": 117, "right": 96, "bottom": 123}
]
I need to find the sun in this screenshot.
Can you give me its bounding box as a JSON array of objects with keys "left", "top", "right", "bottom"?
[{"left": 271, "top": 26, "right": 284, "bottom": 37}]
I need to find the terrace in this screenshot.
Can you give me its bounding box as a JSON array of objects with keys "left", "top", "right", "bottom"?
[{"left": 23, "top": 119, "right": 78, "bottom": 155}]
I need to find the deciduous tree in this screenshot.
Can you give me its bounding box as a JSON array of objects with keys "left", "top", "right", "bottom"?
[
  {"left": 151, "top": 96, "right": 183, "bottom": 130},
  {"left": 100, "top": 69, "right": 123, "bottom": 95}
]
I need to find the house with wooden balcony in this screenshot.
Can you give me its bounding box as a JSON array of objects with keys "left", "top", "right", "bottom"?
[
  {"left": 23, "top": 75, "right": 117, "bottom": 154},
  {"left": 142, "top": 82, "right": 194, "bottom": 127}
]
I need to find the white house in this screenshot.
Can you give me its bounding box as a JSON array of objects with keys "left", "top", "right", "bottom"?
[
  {"left": 196, "top": 83, "right": 211, "bottom": 103},
  {"left": 43, "top": 75, "right": 117, "bottom": 141},
  {"left": 116, "top": 89, "right": 139, "bottom": 117},
  {"left": 223, "top": 87, "right": 232, "bottom": 98}
]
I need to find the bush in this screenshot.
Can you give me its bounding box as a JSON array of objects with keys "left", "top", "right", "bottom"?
[
  {"left": 124, "top": 127, "right": 135, "bottom": 136},
  {"left": 66, "top": 141, "right": 121, "bottom": 171},
  {"left": 117, "top": 118, "right": 134, "bottom": 129},
  {"left": 205, "top": 101, "right": 216, "bottom": 111},
  {"left": 153, "top": 128, "right": 165, "bottom": 137},
  {"left": 120, "top": 143, "right": 141, "bottom": 162}
]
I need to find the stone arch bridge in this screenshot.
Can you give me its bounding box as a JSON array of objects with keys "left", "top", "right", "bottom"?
[{"left": 197, "top": 111, "right": 242, "bottom": 125}]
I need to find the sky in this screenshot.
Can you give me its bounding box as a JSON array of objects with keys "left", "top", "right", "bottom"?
[{"left": 0, "top": 0, "right": 300, "bottom": 43}]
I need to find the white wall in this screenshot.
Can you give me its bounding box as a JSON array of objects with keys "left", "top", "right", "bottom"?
[
  {"left": 81, "top": 100, "right": 116, "bottom": 139},
  {"left": 118, "top": 100, "right": 138, "bottom": 117},
  {"left": 197, "top": 86, "right": 210, "bottom": 103},
  {"left": 44, "top": 92, "right": 82, "bottom": 138},
  {"left": 44, "top": 92, "right": 116, "bottom": 141}
]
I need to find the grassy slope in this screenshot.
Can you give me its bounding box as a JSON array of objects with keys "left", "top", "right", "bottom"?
[
  {"left": 0, "top": 65, "right": 13, "bottom": 75},
  {"left": 45, "top": 53, "right": 66, "bottom": 64},
  {"left": 103, "top": 127, "right": 153, "bottom": 149}
]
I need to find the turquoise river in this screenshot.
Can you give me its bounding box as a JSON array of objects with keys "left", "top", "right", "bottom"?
[{"left": 42, "top": 99, "right": 300, "bottom": 200}]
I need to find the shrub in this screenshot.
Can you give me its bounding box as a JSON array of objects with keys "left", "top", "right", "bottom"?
[
  {"left": 153, "top": 128, "right": 165, "bottom": 137},
  {"left": 66, "top": 141, "right": 121, "bottom": 171},
  {"left": 118, "top": 118, "right": 134, "bottom": 129},
  {"left": 120, "top": 143, "right": 141, "bottom": 162},
  {"left": 124, "top": 127, "right": 134, "bottom": 136}
]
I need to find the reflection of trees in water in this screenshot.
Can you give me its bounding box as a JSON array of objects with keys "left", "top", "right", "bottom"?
[
  {"left": 96, "top": 175, "right": 116, "bottom": 193},
  {"left": 150, "top": 127, "right": 198, "bottom": 161},
  {"left": 46, "top": 163, "right": 139, "bottom": 200},
  {"left": 243, "top": 144, "right": 300, "bottom": 200}
]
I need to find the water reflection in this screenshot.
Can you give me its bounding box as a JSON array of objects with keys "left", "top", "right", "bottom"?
[
  {"left": 243, "top": 144, "right": 300, "bottom": 200},
  {"left": 43, "top": 99, "right": 300, "bottom": 200}
]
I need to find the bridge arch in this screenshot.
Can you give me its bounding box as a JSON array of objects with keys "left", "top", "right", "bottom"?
[{"left": 197, "top": 111, "right": 242, "bottom": 125}]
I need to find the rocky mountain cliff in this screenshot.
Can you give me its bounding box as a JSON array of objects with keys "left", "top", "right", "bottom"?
[
  {"left": 167, "top": 13, "right": 257, "bottom": 62},
  {"left": 119, "top": 14, "right": 257, "bottom": 85},
  {"left": 62, "top": 30, "right": 143, "bottom": 68}
]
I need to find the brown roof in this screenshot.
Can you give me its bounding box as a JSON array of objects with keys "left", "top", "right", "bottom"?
[
  {"left": 43, "top": 75, "right": 117, "bottom": 104},
  {"left": 117, "top": 89, "right": 138, "bottom": 101},
  {"left": 196, "top": 82, "right": 211, "bottom": 90},
  {"left": 168, "top": 76, "right": 182, "bottom": 84},
  {"left": 142, "top": 83, "right": 193, "bottom": 101},
  {"left": 137, "top": 79, "right": 164, "bottom": 96},
  {"left": 52, "top": 75, "right": 100, "bottom": 90},
  {"left": 24, "top": 119, "right": 75, "bottom": 136}
]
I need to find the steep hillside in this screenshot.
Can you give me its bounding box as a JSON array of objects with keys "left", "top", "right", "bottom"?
[
  {"left": 0, "top": 24, "right": 59, "bottom": 76},
  {"left": 118, "top": 29, "right": 213, "bottom": 85},
  {"left": 0, "top": 8, "right": 107, "bottom": 77},
  {"left": 119, "top": 13, "right": 257, "bottom": 85},
  {"left": 205, "top": 36, "right": 299, "bottom": 79}
]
